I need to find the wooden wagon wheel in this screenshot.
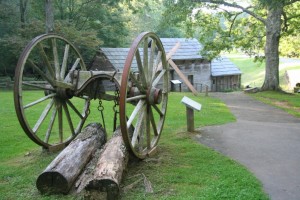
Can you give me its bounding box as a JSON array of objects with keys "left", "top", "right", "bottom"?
[
  {"left": 14, "top": 34, "right": 90, "bottom": 149},
  {"left": 119, "top": 32, "right": 169, "bottom": 159}
]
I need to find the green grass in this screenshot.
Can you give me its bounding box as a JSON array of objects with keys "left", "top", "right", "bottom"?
[
  {"left": 0, "top": 91, "right": 268, "bottom": 200},
  {"left": 249, "top": 91, "right": 300, "bottom": 118},
  {"left": 228, "top": 57, "right": 266, "bottom": 88},
  {"left": 228, "top": 56, "right": 300, "bottom": 91}
]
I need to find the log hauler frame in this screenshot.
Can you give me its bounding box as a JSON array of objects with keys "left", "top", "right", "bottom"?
[{"left": 14, "top": 32, "right": 169, "bottom": 159}]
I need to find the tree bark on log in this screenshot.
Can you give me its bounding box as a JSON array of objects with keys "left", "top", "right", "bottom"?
[
  {"left": 83, "top": 128, "right": 129, "bottom": 200},
  {"left": 36, "top": 123, "right": 107, "bottom": 194}
]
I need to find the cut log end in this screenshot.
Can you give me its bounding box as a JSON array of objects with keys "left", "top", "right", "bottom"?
[
  {"left": 36, "top": 172, "right": 68, "bottom": 194},
  {"left": 36, "top": 123, "right": 107, "bottom": 194}
]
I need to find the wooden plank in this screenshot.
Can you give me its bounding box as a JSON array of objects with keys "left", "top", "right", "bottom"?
[
  {"left": 157, "top": 42, "right": 181, "bottom": 71},
  {"left": 168, "top": 59, "right": 199, "bottom": 95},
  {"left": 160, "top": 42, "right": 198, "bottom": 95}
]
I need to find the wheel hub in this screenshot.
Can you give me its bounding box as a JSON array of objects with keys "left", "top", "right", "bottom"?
[
  {"left": 147, "top": 87, "right": 162, "bottom": 105},
  {"left": 56, "top": 88, "right": 74, "bottom": 100}
]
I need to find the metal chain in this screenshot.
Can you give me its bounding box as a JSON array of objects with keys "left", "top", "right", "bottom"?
[
  {"left": 98, "top": 99, "right": 106, "bottom": 131},
  {"left": 113, "top": 84, "right": 120, "bottom": 132}
]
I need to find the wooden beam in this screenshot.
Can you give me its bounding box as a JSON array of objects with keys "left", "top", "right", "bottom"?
[
  {"left": 157, "top": 42, "right": 181, "bottom": 71},
  {"left": 168, "top": 59, "right": 199, "bottom": 95},
  {"left": 161, "top": 41, "right": 198, "bottom": 95}
]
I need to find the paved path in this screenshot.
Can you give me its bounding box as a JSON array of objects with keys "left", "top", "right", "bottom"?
[{"left": 197, "top": 92, "right": 300, "bottom": 200}]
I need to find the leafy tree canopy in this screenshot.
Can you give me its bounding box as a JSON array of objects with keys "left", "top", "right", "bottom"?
[{"left": 161, "top": 0, "right": 300, "bottom": 90}]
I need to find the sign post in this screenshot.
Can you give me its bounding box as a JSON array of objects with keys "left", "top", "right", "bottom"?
[{"left": 181, "top": 96, "right": 201, "bottom": 132}]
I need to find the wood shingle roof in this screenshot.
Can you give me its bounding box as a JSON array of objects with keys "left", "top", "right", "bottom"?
[
  {"left": 100, "top": 38, "right": 203, "bottom": 71},
  {"left": 211, "top": 57, "right": 242, "bottom": 77}
]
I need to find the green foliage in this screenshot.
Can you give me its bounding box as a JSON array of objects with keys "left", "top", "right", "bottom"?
[
  {"left": 121, "top": 0, "right": 176, "bottom": 43},
  {"left": 162, "top": 0, "right": 300, "bottom": 60},
  {"left": 0, "top": 0, "right": 130, "bottom": 77},
  {"left": 280, "top": 35, "right": 300, "bottom": 57}
]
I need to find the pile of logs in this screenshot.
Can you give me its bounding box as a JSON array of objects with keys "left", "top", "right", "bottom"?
[{"left": 36, "top": 123, "right": 129, "bottom": 199}]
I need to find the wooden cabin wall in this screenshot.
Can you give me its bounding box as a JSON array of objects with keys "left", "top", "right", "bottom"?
[{"left": 171, "top": 59, "right": 211, "bottom": 92}]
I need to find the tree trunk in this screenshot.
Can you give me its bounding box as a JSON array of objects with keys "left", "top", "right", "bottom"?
[
  {"left": 82, "top": 128, "right": 129, "bottom": 200},
  {"left": 20, "top": 0, "right": 28, "bottom": 28},
  {"left": 262, "top": 5, "right": 283, "bottom": 91},
  {"left": 36, "top": 123, "right": 107, "bottom": 194},
  {"left": 45, "top": 0, "right": 54, "bottom": 33}
]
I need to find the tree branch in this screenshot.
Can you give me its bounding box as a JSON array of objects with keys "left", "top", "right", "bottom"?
[
  {"left": 193, "top": 0, "right": 266, "bottom": 24},
  {"left": 282, "top": 11, "right": 289, "bottom": 32},
  {"left": 228, "top": 12, "right": 242, "bottom": 37}
]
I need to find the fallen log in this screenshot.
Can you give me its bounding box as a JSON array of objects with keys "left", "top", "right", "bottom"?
[
  {"left": 83, "top": 128, "right": 129, "bottom": 200},
  {"left": 36, "top": 123, "right": 107, "bottom": 194}
]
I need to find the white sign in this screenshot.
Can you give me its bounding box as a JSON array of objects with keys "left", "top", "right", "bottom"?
[
  {"left": 171, "top": 80, "right": 182, "bottom": 84},
  {"left": 181, "top": 96, "right": 201, "bottom": 111}
]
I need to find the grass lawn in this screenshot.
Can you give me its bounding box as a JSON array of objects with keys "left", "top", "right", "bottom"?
[
  {"left": 0, "top": 90, "right": 268, "bottom": 200},
  {"left": 228, "top": 56, "right": 300, "bottom": 91},
  {"left": 249, "top": 91, "right": 300, "bottom": 118}
]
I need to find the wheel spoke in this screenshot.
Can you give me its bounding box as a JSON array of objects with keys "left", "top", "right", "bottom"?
[
  {"left": 24, "top": 93, "right": 56, "bottom": 109},
  {"left": 131, "top": 108, "right": 146, "bottom": 147},
  {"left": 60, "top": 44, "right": 70, "bottom": 79},
  {"left": 149, "top": 39, "right": 156, "bottom": 82},
  {"left": 28, "top": 59, "right": 55, "bottom": 86},
  {"left": 127, "top": 100, "right": 146, "bottom": 129},
  {"left": 143, "top": 38, "right": 149, "bottom": 84},
  {"left": 152, "top": 51, "right": 162, "bottom": 80},
  {"left": 149, "top": 106, "right": 158, "bottom": 136},
  {"left": 126, "top": 95, "right": 146, "bottom": 102},
  {"left": 146, "top": 105, "right": 151, "bottom": 150},
  {"left": 58, "top": 104, "right": 63, "bottom": 143},
  {"left": 37, "top": 43, "right": 55, "bottom": 78},
  {"left": 62, "top": 102, "right": 75, "bottom": 136},
  {"left": 78, "top": 95, "right": 90, "bottom": 100},
  {"left": 129, "top": 72, "right": 145, "bottom": 93},
  {"left": 135, "top": 49, "right": 147, "bottom": 87},
  {"left": 22, "top": 81, "right": 55, "bottom": 91},
  {"left": 51, "top": 38, "right": 60, "bottom": 81},
  {"left": 66, "top": 99, "right": 84, "bottom": 119},
  {"left": 45, "top": 106, "right": 57, "bottom": 143},
  {"left": 152, "top": 69, "right": 166, "bottom": 88},
  {"left": 152, "top": 104, "right": 164, "bottom": 117},
  {"left": 32, "top": 99, "right": 54, "bottom": 133},
  {"left": 64, "top": 58, "right": 80, "bottom": 82}
]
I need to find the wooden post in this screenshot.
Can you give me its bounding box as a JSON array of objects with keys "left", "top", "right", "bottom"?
[
  {"left": 181, "top": 96, "right": 202, "bottom": 132},
  {"left": 186, "top": 107, "right": 194, "bottom": 132},
  {"left": 36, "top": 123, "right": 107, "bottom": 194}
]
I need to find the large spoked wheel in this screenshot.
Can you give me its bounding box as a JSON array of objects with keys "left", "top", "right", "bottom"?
[
  {"left": 120, "top": 32, "right": 169, "bottom": 159},
  {"left": 14, "top": 34, "right": 90, "bottom": 150}
]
